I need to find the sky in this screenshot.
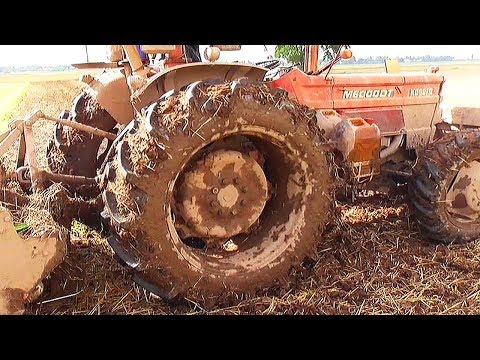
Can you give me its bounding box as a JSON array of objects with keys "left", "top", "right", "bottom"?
[{"left": 0, "top": 45, "right": 479, "bottom": 67}]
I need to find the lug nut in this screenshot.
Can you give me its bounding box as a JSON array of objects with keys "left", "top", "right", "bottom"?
[
  {"left": 240, "top": 186, "right": 247, "bottom": 193},
  {"left": 240, "top": 199, "right": 246, "bottom": 206},
  {"left": 212, "top": 187, "right": 219, "bottom": 194},
  {"left": 231, "top": 209, "right": 238, "bottom": 215},
  {"left": 221, "top": 178, "right": 228, "bottom": 185}
]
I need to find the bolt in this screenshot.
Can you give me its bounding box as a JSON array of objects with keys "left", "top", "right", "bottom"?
[
  {"left": 240, "top": 199, "right": 247, "bottom": 206},
  {"left": 241, "top": 186, "right": 247, "bottom": 193},
  {"left": 212, "top": 187, "right": 219, "bottom": 194},
  {"left": 231, "top": 209, "right": 238, "bottom": 215}
]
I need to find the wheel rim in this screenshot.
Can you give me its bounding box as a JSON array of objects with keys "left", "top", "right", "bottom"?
[
  {"left": 176, "top": 149, "right": 269, "bottom": 242},
  {"left": 446, "top": 158, "right": 480, "bottom": 224},
  {"left": 166, "top": 128, "right": 315, "bottom": 275}
]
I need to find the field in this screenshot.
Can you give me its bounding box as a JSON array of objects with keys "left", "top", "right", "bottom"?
[
  {"left": 0, "top": 83, "right": 29, "bottom": 131},
  {"left": 0, "top": 71, "right": 89, "bottom": 132},
  {"left": 2, "top": 63, "right": 480, "bottom": 315}
]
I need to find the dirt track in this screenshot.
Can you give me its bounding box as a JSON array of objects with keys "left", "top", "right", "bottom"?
[{"left": 5, "top": 80, "right": 480, "bottom": 315}]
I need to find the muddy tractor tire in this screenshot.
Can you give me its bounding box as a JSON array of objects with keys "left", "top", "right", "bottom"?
[
  {"left": 46, "top": 93, "right": 117, "bottom": 187},
  {"left": 410, "top": 129, "right": 480, "bottom": 243},
  {"left": 102, "top": 80, "right": 334, "bottom": 299}
]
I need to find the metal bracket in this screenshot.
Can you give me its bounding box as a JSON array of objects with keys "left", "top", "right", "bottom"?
[{"left": 0, "top": 207, "right": 66, "bottom": 314}]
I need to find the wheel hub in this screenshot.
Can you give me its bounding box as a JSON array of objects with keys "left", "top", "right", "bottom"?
[
  {"left": 446, "top": 160, "right": 480, "bottom": 221},
  {"left": 177, "top": 149, "right": 269, "bottom": 240}
]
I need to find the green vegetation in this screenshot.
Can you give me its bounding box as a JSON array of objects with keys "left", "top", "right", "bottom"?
[
  {"left": 274, "top": 46, "right": 460, "bottom": 69},
  {"left": 72, "top": 219, "right": 89, "bottom": 237},
  {"left": 275, "top": 45, "right": 350, "bottom": 69},
  {"left": 275, "top": 45, "right": 305, "bottom": 67},
  {"left": 15, "top": 223, "right": 29, "bottom": 232}
]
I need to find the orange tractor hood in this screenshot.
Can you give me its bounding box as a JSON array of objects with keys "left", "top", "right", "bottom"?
[{"left": 272, "top": 68, "right": 445, "bottom": 110}]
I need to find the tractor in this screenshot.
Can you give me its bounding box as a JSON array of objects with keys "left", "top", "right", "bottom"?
[{"left": 1, "top": 45, "right": 479, "bottom": 314}]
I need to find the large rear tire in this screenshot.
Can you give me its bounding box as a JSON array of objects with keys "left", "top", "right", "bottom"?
[
  {"left": 102, "top": 80, "right": 335, "bottom": 299},
  {"left": 409, "top": 129, "right": 480, "bottom": 243},
  {"left": 46, "top": 93, "right": 116, "bottom": 192}
]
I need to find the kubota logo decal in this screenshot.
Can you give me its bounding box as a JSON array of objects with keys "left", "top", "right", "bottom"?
[
  {"left": 342, "top": 89, "right": 394, "bottom": 99},
  {"left": 409, "top": 88, "right": 434, "bottom": 97}
]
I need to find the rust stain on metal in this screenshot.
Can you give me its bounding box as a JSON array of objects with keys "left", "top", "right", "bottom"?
[
  {"left": 208, "top": 225, "right": 229, "bottom": 238},
  {"left": 209, "top": 151, "right": 246, "bottom": 176},
  {"left": 184, "top": 171, "right": 207, "bottom": 190},
  {"left": 452, "top": 193, "right": 468, "bottom": 208},
  {"left": 446, "top": 160, "right": 480, "bottom": 220},
  {"left": 177, "top": 149, "right": 268, "bottom": 240},
  {"left": 452, "top": 175, "right": 472, "bottom": 191}
]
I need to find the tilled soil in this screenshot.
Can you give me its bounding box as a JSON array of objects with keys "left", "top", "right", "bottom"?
[
  {"left": 1, "top": 80, "right": 86, "bottom": 172},
  {"left": 4, "top": 80, "right": 480, "bottom": 315}
]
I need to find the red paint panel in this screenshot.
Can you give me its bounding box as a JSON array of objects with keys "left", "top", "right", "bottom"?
[
  {"left": 272, "top": 68, "right": 333, "bottom": 109},
  {"left": 272, "top": 69, "right": 445, "bottom": 113}
]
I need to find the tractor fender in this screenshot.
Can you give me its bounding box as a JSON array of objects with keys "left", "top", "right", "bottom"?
[
  {"left": 84, "top": 70, "right": 135, "bottom": 125},
  {"left": 132, "top": 62, "right": 267, "bottom": 112}
]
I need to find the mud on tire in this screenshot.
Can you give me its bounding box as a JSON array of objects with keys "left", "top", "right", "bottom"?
[
  {"left": 409, "top": 129, "right": 480, "bottom": 244},
  {"left": 103, "top": 80, "right": 335, "bottom": 299},
  {"left": 46, "top": 93, "right": 116, "bottom": 194}
]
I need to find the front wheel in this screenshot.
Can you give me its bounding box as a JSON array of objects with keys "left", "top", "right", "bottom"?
[
  {"left": 102, "top": 80, "right": 335, "bottom": 299},
  {"left": 409, "top": 129, "right": 480, "bottom": 243}
]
